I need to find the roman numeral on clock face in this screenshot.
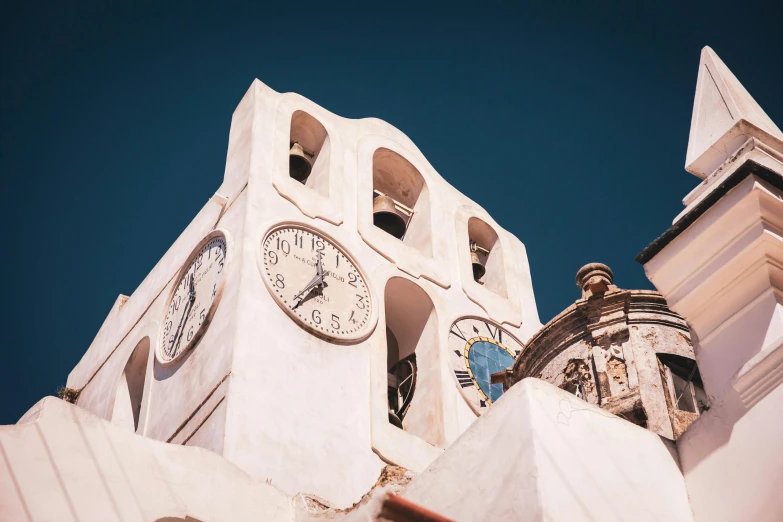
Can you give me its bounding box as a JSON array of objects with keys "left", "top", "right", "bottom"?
[
  {"left": 450, "top": 326, "right": 467, "bottom": 341},
  {"left": 454, "top": 370, "right": 473, "bottom": 388}
]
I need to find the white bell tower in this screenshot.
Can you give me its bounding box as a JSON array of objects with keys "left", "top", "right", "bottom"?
[{"left": 63, "top": 79, "right": 542, "bottom": 508}]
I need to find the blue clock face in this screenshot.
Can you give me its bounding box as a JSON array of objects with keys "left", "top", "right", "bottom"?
[
  {"left": 448, "top": 317, "right": 524, "bottom": 413},
  {"left": 466, "top": 339, "right": 516, "bottom": 403}
]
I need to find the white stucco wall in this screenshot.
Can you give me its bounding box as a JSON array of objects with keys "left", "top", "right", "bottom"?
[
  {"left": 403, "top": 378, "right": 694, "bottom": 522},
  {"left": 1, "top": 397, "right": 291, "bottom": 522}
]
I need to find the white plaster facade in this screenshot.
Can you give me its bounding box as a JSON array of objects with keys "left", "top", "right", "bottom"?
[
  {"left": 2, "top": 44, "right": 782, "bottom": 522},
  {"left": 30, "top": 78, "right": 542, "bottom": 510}
]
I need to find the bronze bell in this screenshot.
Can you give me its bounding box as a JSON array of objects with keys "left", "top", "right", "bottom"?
[
  {"left": 388, "top": 410, "right": 403, "bottom": 428},
  {"left": 471, "top": 250, "right": 486, "bottom": 281},
  {"left": 470, "top": 241, "right": 486, "bottom": 281},
  {"left": 373, "top": 194, "right": 407, "bottom": 239},
  {"left": 289, "top": 142, "right": 312, "bottom": 183}
]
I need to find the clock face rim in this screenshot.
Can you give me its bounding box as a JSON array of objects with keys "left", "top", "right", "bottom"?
[
  {"left": 257, "top": 221, "right": 378, "bottom": 345},
  {"left": 155, "top": 229, "right": 231, "bottom": 367},
  {"left": 449, "top": 316, "right": 524, "bottom": 415}
]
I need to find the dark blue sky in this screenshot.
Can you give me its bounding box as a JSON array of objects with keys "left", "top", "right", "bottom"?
[{"left": 2, "top": 1, "right": 781, "bottom": 424}]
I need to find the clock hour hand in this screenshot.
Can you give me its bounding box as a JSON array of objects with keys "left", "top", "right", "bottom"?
[
  {"left": 169, "top": 273, "right": 195, "bottom": 357},
  {"left": 293, "top": 260, "right": 327, "bottom": 303},
  {"left": 169, "top": 297, "right": 191, "bottom": 357},
  {"left": 293, "top": 273, "right": 322, "bottom": 302},
  {"left": 292, "top": 283, "right": 324, "bottom": 310}
]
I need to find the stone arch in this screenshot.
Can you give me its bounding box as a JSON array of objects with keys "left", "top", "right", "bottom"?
[
  {"left": 467, "top": 217, "right": 507, "bottom": 298},
  {"left": 383, "top": 276, "right": 443, "bottom": 446},
  {"left": 289, "top": 110, "right": 331, "bottom": 197},
  {"left": 372, "top": 148, "right": 433, "bottom": 257},
  {"left": 111, "top": 337, "right": 150, "bottom": 433}
]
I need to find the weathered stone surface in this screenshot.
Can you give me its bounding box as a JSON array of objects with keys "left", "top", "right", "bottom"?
[{"left": 509, "top": 263, "right": 705, "bottom": 440}]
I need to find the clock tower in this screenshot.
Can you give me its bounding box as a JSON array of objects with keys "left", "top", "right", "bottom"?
[{"left": 62, "top": 80, "right": 542, "bottom": 508}]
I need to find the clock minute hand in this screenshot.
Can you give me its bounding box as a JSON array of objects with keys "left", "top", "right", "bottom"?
[
  {"left": 169, "top": 297, "right": 191, "bottom": 357},
  {"left": 170, "top": 273, "right": 195, "bottom": 357}
]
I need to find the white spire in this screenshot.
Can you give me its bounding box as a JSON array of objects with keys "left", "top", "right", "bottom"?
[{"left": 685, "top": 46, "right": 783, "bottom": 179}]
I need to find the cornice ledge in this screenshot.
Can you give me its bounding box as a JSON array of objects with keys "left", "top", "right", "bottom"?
[
  {"left": 665, "top": 229, "right": 783, "bottom": 319},
  {"left": 732, "top": 332, "right": 783, "bottom": 408},
  {"left": 638, "top": 161, "right": 783, "bottom": 265}
]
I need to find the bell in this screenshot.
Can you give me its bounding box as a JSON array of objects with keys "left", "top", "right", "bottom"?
[
  {"left": 388, "top": 410, "right": 403, "bottom": 428},
  {"left": 373, "top": 195, "right": 407, "bottom": 239},
  {"left": 289, "top": 142, "right": 312, "bottom": 183},
  {"left": 471, "top": 251, "right": 486, "bottom": 281}
]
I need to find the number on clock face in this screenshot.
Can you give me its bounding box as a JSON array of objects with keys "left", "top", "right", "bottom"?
[
  {"left": 448, "top": 317, "right": 524, "bottom": 414},
  {"left": 261, "top": 225, "right": 374, "bottom": 343},
  {"left": 159, "top": 233, "right": 227, "bottom": 364}
]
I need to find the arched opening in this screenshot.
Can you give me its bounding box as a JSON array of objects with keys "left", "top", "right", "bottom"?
[
  {"left": 467, "top": 217, "right": 507, "bottom": 298},
  {"left": 657, "top": 353, "right": 708, "bottom": 414},
  {"left": 289, "top": 110, "right": 330, "bottom": 197},
  {"left": 387, "top": 328, "right": 416, "bottom": 428},
  {"left": 384, "top": 277, "right": 443, "bottom": 446},
  {"left": 372, "top": 149, "right": 433, "bottom": 256},
  {"left": 111, "top": 337, "right": 150, "bottom": 433}
]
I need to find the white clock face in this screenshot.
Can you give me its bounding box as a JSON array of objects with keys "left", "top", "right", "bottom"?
[
  {"left": 448, "top": 317, "right": 524, "bottom": 414},
  {"left": 158, "top": 232, "right": 227, "bottom": 365},
  {"left": 260, "top": 224, "right": 375, "bottom": 343}
]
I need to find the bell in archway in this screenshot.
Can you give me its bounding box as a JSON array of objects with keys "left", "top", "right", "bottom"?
[
  {"left": 289, "top": 142, "right": 312, "bottom": 183},
  {"left": 470, "top": 242, "right": 486, "bottom": 281},
  {"left": 388, "top": 410, "right": 403, "bottom": 428},
  {"left": 373, "top": 194, "right": 407, "bottom": 239}
]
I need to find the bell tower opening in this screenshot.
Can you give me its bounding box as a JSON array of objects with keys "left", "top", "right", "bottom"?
[
  {"left": 289, "top": 111, "right": 330, "bottom": 196},
  {"left": 383, "top": 277, "right": 443, "bottom": 446},
  {"left": 467, "top": 217, "right": 507, "bottom": 298},
  {"left": 372, "top": 148, "right": 433, "bottom": 256},
  {"left": 386, "top": 328, "right": 417, "bottom": 428}
]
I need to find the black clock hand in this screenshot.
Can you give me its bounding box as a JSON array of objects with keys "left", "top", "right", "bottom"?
[
  {"left": 168, "top": 298, "right": 190, "bottom": 357},
  {"left": 295, "top": 279, "right": 328, "bottom": 308},
  {"left": 292, "top": 284, "right": 323, "bottom": 310},
  {"left": 293, "top": 260, "right": 326, "bottom": 303},
  {"left": 169, "top": 274, "right": 195, "bottom": 357},
  {"left": 294, "top": 273, "right": 321, "bottom": 301},
  {"left": 316, "top": 255, "right": 324, "bottom": 280},
  {"left": 173, "top": 296, "right": 195, "bottom": 356}
]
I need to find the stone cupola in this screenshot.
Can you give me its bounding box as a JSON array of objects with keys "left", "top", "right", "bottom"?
[{"left": 508, "top": 263, "right": 707, "bottom": 440}]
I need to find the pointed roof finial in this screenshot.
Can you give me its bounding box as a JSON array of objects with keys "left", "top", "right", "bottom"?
[{"left": 685, "top": 46, "right": 783, "bottom": 179}]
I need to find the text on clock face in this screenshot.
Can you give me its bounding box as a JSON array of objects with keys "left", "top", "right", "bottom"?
[{"left": 261, "top": 226, "right": 373, "bottom": 342}]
